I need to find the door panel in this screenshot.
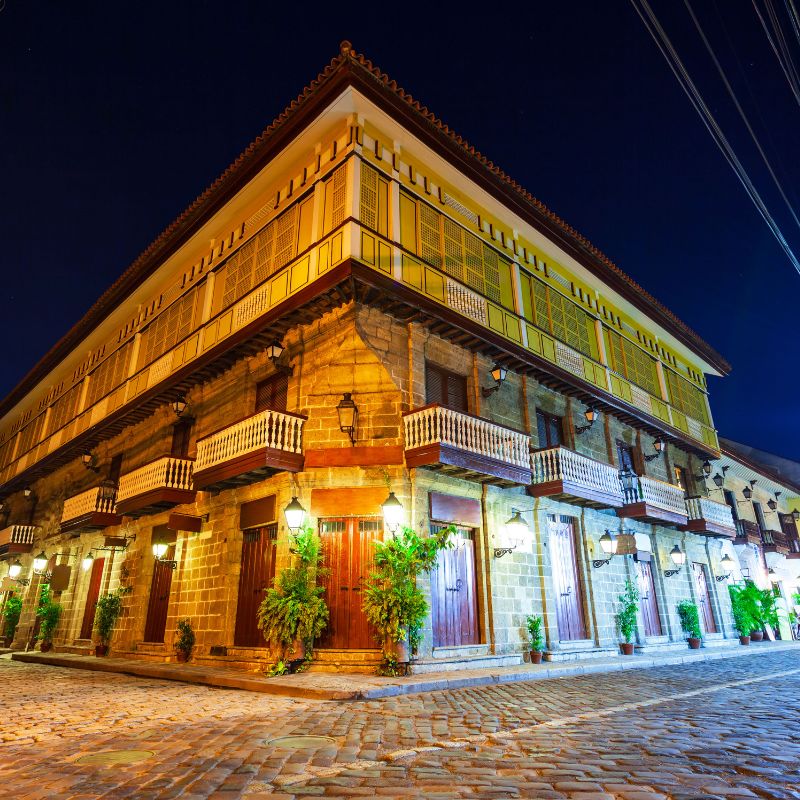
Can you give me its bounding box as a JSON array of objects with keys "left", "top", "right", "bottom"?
[
  {"left": 143, "top": 546, "right": 175, "bottom": 643},
  {"left": 548, "top": 516, "right": 587, "bottom": 641},
  {"left": 318, "top": 519, "right": 381, "bottom": 649},
  {"left": 693, "top": 562, "right": 717, "bottom": 634},
  {"left": 234, "top": 525, "right": 277, "bottom": 647},
  {"left": 636, "top": 559, "right": 662, "bottom": 637},
  {"left": 430, "top": 525, "right": 480, "bottom": 648},
  {"left": 79, "top": 557, "right": 106, "bottom": 640}
]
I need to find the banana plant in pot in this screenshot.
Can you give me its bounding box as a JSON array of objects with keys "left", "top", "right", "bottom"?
[
  {"left": 677, "top": 600, "right": 702, "bottom": 648},
  {"left": 257, "top": 525, "right": 329, "bottom": 675},
  {"left": 615, "top": 579, "right": 639, "bottom": 655},
  {"left": 526, "top": 614, "right": 545, "bottom": 664},
  {"left": 362, "top": 524, "right": 454, "bottom": 676}
]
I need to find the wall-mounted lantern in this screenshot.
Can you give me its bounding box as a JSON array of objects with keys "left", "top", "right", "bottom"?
[
  {"left": 575, "top": 407, "right": 597, "bottom": 435},
  {"left": 151, "top": 534, "right": 177, "bottom": 570},
  {"left": 644, "top": 437, "right": 664, "bottom": 462},
  {"left": 793, "top": 509, "right": 800, "bottom": 522},
  {"left": 284, "top": 496, "right": 306, "bottom": 534},
  {"left": 767, "top": 491, "right": 782, "bottom": 512},
  {"left": 482, "top": 365, "right": 508, "bottom": 397},
  {"left": 592, "top": 530, "right": 619, "bottom": 568},
  {"left": 381, "top": 491, "right": 404, "bottom": 536},
  {"left": 81, "top": 451, "right": 100, "bottom": 473},
  {"left": 663, "top": 545, "right": 686, "bottom": 578},
  {"left": 712, "top": 466, "right": 730, "bottom": 488},
  {"left": 23, "top": 487, "right": 34, "bottom": 500},
  {"left": 494, "top": 509, "right": 530, "bottom": 558},
  {"left": 715, "top": 553, "right": 735, "bottom": 582},
  {"left": 171, "top": 395, "right": 188, "bottom": 417},
  {"left": 81, "top": 551, "right": 95, "bottom": 572},
  {"left": 768, "top": 567, "right": 780, "bottom": 583},
  {"left": 742, "top": 480, "right": 756, "bottom": 500},
  {"left": 336, "top": 393, "right": 358, "bottom": 445}
]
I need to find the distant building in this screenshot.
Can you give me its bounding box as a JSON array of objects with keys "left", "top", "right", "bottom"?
[{"left": 0, "top": 43, "right": 754, "bottom": 669}]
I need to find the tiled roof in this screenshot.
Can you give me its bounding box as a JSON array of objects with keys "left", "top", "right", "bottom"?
[{"left": 0, "top": 41, "right": 730, "bottom": 420}]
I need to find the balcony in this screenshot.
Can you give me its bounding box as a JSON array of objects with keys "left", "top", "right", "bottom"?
[
  {"left": 60, "top": 483, "right": 121, "bottom": 535},
  {"left": 193, "top": 409, "right": 305, "bottom": 492},
  {"left": 618, "top": 475, "right": 688, "bottom": 527},
  {"left": 529, "top": 447, "right": 624, "bottom": 508},
  {"left": 761, "top": 529, "right": 790, "bottom": 556},
  {"left": 403, "top": 405, "right": 532, "bottom": 486},
  {"left": 0, "top": 525, "right": 37, "bottom": 555},
  {"left": 734, "top": 519, "right": 762, "bottom": 546},
  {"left": 116, "top": 457, "right": 195, "bottom": 518},
  {"left": 682, "top": 496, "right": 737, "bottom": 539}
]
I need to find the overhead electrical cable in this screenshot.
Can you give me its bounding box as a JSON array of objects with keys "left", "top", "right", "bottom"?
[
  {"left": 629, "top": 0, "right": 800, "bottom": 275},
  {"left": 785, "top": 0, "right": 800, "bottom": 49},
  {"left": 684, "top": 0, "right": 800, "bottom": 233},
  {"left": 751, "top": 0, "right": 800, "bottom": 104},
  {"left": 764, "top": 0, "right": 800, "bottom": 85}
]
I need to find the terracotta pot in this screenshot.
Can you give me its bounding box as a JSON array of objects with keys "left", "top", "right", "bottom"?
[
  {"left": 175, "top": 650, "right": 189, "bottom": 663},
  {"left": 739, "top": 635, "right": 750, "bottom": 646},
  {"left": 750, "top": 630, "right": 764, "bottom": 642},
  {"left": 285, "top": 638, "right": 306, "bottom": 662},
  {"left": 390, "top": 636, "right": 410, "bottom": 663},
  {"left": 39, "top": 641, "right": 53, "bottom": 653},
  {"left": 687, "top": 637, "right": 701, "bottom": 649},
  {"left": 530, "top": 650, "right": 543, "bottom": 664},
  {"left": 620, "top": 642, "right": 635, "bottom": 656},
  {"left": 95, "top": 644, "right": 109, "bottom": 657}
]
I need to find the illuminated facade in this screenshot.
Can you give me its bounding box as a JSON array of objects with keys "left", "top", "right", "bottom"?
[{"left": 0, "top": 43, "right": 750, "bottom": 669}]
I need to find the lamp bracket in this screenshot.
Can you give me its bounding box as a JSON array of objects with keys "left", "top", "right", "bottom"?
[
  {"left": 715, "top": 574, "right": 730, "bottom": 583},
  {"left": 493, "top": 546, "right": 516, "bottom": 559},
  {"left": 663, "top": 568, "right": 681, "bottom": 578},
  {"left": 574, "top": 421, "right": 594, "bottom": 435},
  {"left": 592, "top": 558, "right": 612, "bottom": 569},
  {"left": 644, "top": 452, "right": 662, "bottom": 462},
  {"left": 156, "top": 558, "right": 178, "bottom": 570},
  {"left": 481, "top": 384, "right": 501, "bottom": 398}
]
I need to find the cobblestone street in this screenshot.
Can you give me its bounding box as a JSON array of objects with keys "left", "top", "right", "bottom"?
[{"left": 1, "top": 650, "right": 798, "bottom": 800}]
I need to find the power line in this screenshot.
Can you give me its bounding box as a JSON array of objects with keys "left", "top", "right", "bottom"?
[
  {"left": 629, "top": 0, "right": 800, "bottom": 275},
  {"left": 751, "top": 0, "right": 800, "bottom": 105}
]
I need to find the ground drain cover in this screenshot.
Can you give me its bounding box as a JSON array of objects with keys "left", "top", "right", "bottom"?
[
  {"left": 266, "top": 735, "right": 336, "bottom": 749},
  {"left": 76, "top": 750, "right": 154, "bottom": 766}
]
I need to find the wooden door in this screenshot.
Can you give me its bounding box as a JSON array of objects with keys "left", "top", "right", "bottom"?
[
  {"left": 425, "top": 362, "right": 468, "bottom": 412},
  {"left": 636, "top": 557, "right": 662, "bottom": 637},
  {"left": 79, "top": 557, "right": 106, "bottom": 640},
  {"left": 256, "top": 373, "right": 288, "bottom": 412},
  {"left": 143, "top": 546, "right": 175, "bottom": 643},
  {"left": 318, "top": 518, "right": 382, "bottom": 649},
  {"left": 548, "top": 516, "right": 587, "bottom": 641},
  {"left": 430, "top": 525, "right": 479, "bottom": 648},
  {"left": 234, "top": 525, "right": 277, "bottom": 647},
  {"left": 693, "top": 562, "right": 717, "bottom": 634}
]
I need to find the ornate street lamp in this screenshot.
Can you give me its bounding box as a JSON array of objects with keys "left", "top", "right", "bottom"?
[
  {"left": 336, "top": 393, "right": 358, "bottom": 445},
  {"left": 644, "top": 437, "right": 664, "bottom": 462},
  {"left": 593, "top": 530, "right": 619, "bottom": 568},
  {"left": 494, "top": 510, "right": 530, "bottom": 559},
  {"left": 81, "top": 551, "right": 95, "bottom": 572},
  {"left": 8, "top": 560, "right": 22, "bottom": 580},
  {"left": 32, "top": 551, "right": 48, "bottom": 575},
  {"left": 381, "top": 492, "right": 404, "bottom": 536},
  {"left": 663, "top": 545, "right": 686, "bottom": 578},
  {"left": 482, "top": 365, "right": 508, "bottom": 397},
  {"left": 715, "top": 553, "right": 735, "bottom": 582},
  {"left": 284, "top": 496, "right": 306, "bottom": 533},
  {"left": 743, "top": 480, "right": 756, "bottom": 500},
  {"left": 171, "top": 395, "right": 188, "bottom": 417},
  {"left": 575, "top": 407, "right": 597, "bottom": 435}
]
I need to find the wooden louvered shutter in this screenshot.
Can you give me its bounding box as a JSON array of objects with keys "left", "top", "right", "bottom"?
[
  {"left": 426, "top": 363, "right": 443, "bottom": 406},
  {"left": 420, "top": 203, "right": 443, "bottom": 268},
  {"left": 426, "top": 363, "right": 467, "bottom": 412},
  {"left": 443, "top": 217, "right": 465, "bottom": 282},
  {"left": 482, "top": 244, "right": 501, "bottom": 303},
  {"left": 255, "top": 373, "right": 288, "bottom": 412},
  {"left": 360, "top": 163, "right": 378, "bottom": 230},
  {"left": 446, "top": 372, "right": 468, "bottom": 413},
  {"left": 464, "top": 230, "right": 485, "bottom": 294}
]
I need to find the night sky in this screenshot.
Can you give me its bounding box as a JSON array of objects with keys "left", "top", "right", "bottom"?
[{"left": 1, "top": 2, "right": 797, "bottom": 457}]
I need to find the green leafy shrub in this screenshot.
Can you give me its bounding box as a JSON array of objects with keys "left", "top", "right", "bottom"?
[
  {"left": 526, "top": 614, "right": 544, "bottom": 651},
  {"left": 94, "top": 589, "right": 125, "bottom": 646},
  {"left": 36, "top": 584, "right": 62, "bottom": 644},
  {"left": 257, "top": 526, "right": 328, "bottom": 658},
  {"left": 728, "top": 584, "right": 756, "bottom": 636},
  {"left": 2, "top": 594, "right": 22, "bottom": 642},
  {"left": 175, "top": 618, "right": 195, "bottom": 655},
  {"left": 676, "top": 600, "right": 701, "bottom": 639},
  {"left": 756, "top": 586, "right": 780, "bottom": 630},
  {"left": 362, "top": 524, "right": 453, "bottom": 670},
  {"left": 615, "top": 579, "right": 639, "bottom": 643}
]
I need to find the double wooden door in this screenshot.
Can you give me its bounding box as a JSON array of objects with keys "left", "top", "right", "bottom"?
[
  {"left": 635, "top": 557, "right": 662, "bottom": 637},
  {"left": 693, "top": 562, "right": 717, "bottom": 634},
  {"left": 318, "top": 518, "right": 382, "bottom": 650},
  {"left": 143, "top": 546, "right": 175, "bottom": 643},
  {"left": 79, "top": 557, "right": 106, "bottom": 640},
  {"left": 430, "top": 525, "right": 479, "bottom": 648},
  {"left": 548, "top": 516, "right": 587, "bottom": 641},
  {"left": 234, "top": 525, "right": 277, "bottom": 647}
]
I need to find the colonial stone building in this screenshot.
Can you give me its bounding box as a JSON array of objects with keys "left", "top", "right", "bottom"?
[{"left": 0, "top": 43, "right": 750, "bottom": 671}]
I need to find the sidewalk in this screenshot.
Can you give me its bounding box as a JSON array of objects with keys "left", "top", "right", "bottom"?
[{"left": 10, "top": 640, "right": 799, "bottom": 701}]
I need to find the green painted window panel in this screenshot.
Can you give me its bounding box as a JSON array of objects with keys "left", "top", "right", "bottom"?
[
  {"left": 541, "top": 334, "right": 556, "bottom": 363},
  {"left": 665, "top": 368, "right": 710, "bottom": 426},
  {"left": 526, "top": 325, "right": 542, "bottom": 354}
]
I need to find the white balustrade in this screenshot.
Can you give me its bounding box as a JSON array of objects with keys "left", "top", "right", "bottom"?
[
  {"left": 685, "top": 496, "right": 735, "bottom": 530},
  {"left": 636, "top": 476, "right": 687, "bottom": 516},
  {"left": 61, "top": 486, "right": 117, "bottom": 522},
  {"left": 531, "top": 447, "right": 623, "bottom": 502},
  {"left": 195, "top": 409, "right": 305, "bottom": 473},
  {"left": 116, "top": 457, "right": 194, "bottom": 504},
  {"left": 0, "top": 525, "right": 37, "bottom": 548},
  {"left": 403, "top": 406, "right": 530, "bottom": 468}
]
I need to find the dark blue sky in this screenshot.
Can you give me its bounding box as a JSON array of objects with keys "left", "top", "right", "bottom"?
[{"left": 1, "top": 2, "right": 797, "bottom": 456}]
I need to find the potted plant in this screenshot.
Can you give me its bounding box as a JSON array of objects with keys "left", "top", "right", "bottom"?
[
  {"left": 756, "top": 586, "right": 780, "bottom": 638},
  {"left": 2, "top": 593, "right": 22, "bottom": 648},
  {"left": 677, "top": 600, "right": 702, "bottom": 648},
  {"left": 728, "top": 584, "right": 754, "bottom": 645},
  {"left": 36, "top": 584, "right": 62, "bottom": 652},
  {"left": 257, "top": 525, "right": 328, "bottom": 674},
  {"left": 93, "top": 588, "right": 125, "bottom": 656},
  {"left": 526, "top": 614, "right": 545, "bottom": 664},
  {"left": 174, "top": 618, "right": 195, "bottom": 662},
  {"left": 362, "top": 524, "right": 453, "bottom": 676},
  {"left": 615, "top": 579, "right": 639, "bottom": 655}
]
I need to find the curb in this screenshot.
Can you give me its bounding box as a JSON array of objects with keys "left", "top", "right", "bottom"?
[{"left": 10, "top": 641, "right": 800, "bottom": 701}]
